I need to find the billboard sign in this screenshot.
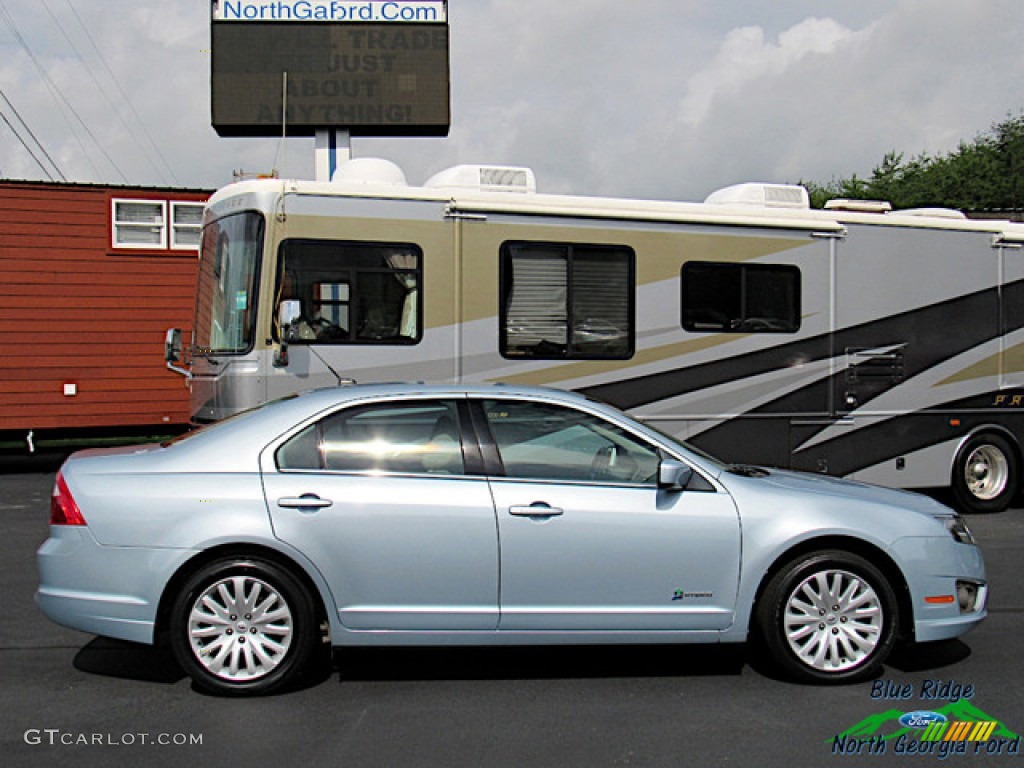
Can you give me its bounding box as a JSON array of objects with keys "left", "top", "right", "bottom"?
[{"left": 210, "top": 1, "right": 450, "bottom": 138}]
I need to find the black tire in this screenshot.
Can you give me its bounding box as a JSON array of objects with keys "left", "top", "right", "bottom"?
[
  {"left": 952, "top": 433, "right": 1018, "bottom": 513},
  {"left": 169, "top": 557, "right": 319, "bottom": 696},
  {"left": 755, "top": 551, "right": 898, "bottom": 684}
]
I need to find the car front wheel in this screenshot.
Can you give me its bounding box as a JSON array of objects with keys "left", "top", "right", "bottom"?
[
  {"left": 756, "top": 551, "right": 898, "bottom": 683},
  {"left": 170, "top": 557, "right": 319, "bottom": 696}
]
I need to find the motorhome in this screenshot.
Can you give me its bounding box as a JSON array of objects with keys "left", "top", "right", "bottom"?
[{"left": 166, "top": 158, "right": 1024, "bottom": 512}]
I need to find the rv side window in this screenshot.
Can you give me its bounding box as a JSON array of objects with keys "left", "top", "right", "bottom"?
[
  {"left": 681, "top": 262, "right": 801, "bottom": 334},
  {"left": 275, "top": 240, "right": 422, "bottom": 345},
  {"left": 500, "top": 242, "right": 634, "bottom": 360}
]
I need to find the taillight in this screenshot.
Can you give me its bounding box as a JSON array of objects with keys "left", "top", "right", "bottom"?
[{"left": 51, "top": 471, "right": 86, "bottom": 526}]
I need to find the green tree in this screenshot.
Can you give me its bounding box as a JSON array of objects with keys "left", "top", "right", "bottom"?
[{"left": 802, "top": 112, "right": 1024, "bottom": 212}]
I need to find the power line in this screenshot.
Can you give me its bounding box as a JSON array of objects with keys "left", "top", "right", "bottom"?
[
  {"left": 0, "top": 92, "right": 57, "bottom": 180},
  {"left": 54, "top": 0, "right": 180, "bottom": 185},
  {"left": 0, "top": 0, "right": 128, "bottom": 182},
  {"left": 0, "top": 85, "right": 66, "bottom": 180},
  {"left": 64, "top": 0, "right": 180, "bottom": 185}
]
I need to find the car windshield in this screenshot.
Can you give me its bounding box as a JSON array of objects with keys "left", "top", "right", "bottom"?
[{"left": 194, "top": 211, "right": 265, "bottom": 355}]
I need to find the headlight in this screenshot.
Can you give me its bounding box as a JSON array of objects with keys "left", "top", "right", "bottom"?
[{"left": 944, "top": 516, "right": 976, "bottom": 546}]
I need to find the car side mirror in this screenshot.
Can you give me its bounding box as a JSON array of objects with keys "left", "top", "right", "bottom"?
[{"left": 658, "top": 459, "right": 693, "bottom": 492}]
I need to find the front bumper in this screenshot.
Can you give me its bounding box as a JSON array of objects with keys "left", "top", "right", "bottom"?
[{"left": 890, "top": 535, "right": 987, "bottom": 643}]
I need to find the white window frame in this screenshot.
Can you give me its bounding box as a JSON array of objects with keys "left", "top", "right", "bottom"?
[
  {"left": 111, "top": 198, "right": 167, "bottom": 250},
  {"left": 170, "top": 201, "right": 205, "bottom": 251}
]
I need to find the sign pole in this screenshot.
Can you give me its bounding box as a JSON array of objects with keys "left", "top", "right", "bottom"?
[{"left": 315, "top": 129, "right": 351, "bottom": 182}]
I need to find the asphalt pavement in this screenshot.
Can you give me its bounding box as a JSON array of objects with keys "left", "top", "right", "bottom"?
[{"left": 2, "top": 459, "right": 1022, "bottom": 768}]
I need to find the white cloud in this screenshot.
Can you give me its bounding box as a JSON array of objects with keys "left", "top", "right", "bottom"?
[
  {"left": 605, "top": 0, "right": 1024, "bottom": 200},
  {"left": 678, "top": 18, "right": 856, "bottom": 127}
]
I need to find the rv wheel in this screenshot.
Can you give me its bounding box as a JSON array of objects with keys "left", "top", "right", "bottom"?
[{"left": 952, "top": 434, "right": 1018, "bottom": 513}]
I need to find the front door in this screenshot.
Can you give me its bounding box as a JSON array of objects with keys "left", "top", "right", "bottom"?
[{"left": 475, "top": 397, "right": 741, "bottom": 632}]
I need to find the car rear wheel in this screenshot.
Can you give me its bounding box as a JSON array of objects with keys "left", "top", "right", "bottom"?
[
  {"left": 952, "top": 434, "right": 1018, "bottom": 513},
  {"left": 170, "top": 557, "right": 318, "bottom": 696},
  {"left": 756, "top": 551, "right": 898, "bottom": 683}
]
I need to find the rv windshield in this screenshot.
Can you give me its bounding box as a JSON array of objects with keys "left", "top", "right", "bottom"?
[{"left": 194, "top": 211, "right": 265, "bottom": 355}]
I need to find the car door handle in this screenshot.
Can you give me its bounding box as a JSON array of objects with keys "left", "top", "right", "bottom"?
[
  {"left": 509, "top": 503, "right": 564, "bottom": 518},
  {"left": 277, "top": 494, "right": 333, "bottom": 511}
]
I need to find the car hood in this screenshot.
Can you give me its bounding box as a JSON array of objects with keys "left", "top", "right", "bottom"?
[{"left": 727, "top": 467, "right": 954, "bottom": 519}]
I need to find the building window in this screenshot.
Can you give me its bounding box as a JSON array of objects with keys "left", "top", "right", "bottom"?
[
  {"left": 171, "top": 202, "right": 205, "bottom": 250},
  {"left": 681, "top": 261, "right": 801, "bottom": 334},
  {"left": 112, "top": 199, "right": 166, "bottom": 249},
  {"left": 500, "top": 241, "right": 634, "bottom": 360},
  {"left": 276, "top": 239, "right": 422, "bottom": 345}
]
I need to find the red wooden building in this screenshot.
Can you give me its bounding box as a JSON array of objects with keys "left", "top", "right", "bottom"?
[{"left": 0, "top": 181, "right": 209, "bottom": 445}]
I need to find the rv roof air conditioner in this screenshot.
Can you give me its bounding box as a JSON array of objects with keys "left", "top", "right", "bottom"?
[
  {"left": 892, "top": 207, "right": 967, "bottom": 220},
  {"left": 424, "top": 165, "right": 537, "bottom": 194},
  {"left": 704, "top": 182, "right": 810, "bottom": 210},
  {"left": 331, "top": 158, "right": 409, "bottom": 187},
  {"left": 824, "top": 199, "right": 893, "bottom": 214}
]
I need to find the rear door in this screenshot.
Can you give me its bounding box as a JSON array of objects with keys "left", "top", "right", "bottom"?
[{"left": 261, "top": 397, "right": 500, "bottom": 631}]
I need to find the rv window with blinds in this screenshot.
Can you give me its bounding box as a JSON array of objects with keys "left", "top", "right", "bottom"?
[
  {"left": 500, "top": 242, "right": 634, "bottom": 360},
  {"left": 275, "top": 240, "right": 422, "bottom": 345},
  {"left": 681, "top": 261, "right": 801, "bottom": 334}
]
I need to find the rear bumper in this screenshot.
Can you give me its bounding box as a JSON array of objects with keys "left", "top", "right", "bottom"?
[{"left": 36, "top": 526, "right": 191, "bottom": 645}]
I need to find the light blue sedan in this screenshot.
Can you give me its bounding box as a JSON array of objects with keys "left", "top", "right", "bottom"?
[{"left": 38, "top": 384, "right": 987, "bottom": 695}]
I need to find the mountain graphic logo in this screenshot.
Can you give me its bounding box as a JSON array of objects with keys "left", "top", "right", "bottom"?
[{"left": 830, "top": 700, "right": 1019, "bottom": 744}]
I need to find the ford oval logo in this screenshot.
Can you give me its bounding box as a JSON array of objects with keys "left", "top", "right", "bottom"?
[{"left": 899, "top": 711, "right": 948, "bottom": 729}]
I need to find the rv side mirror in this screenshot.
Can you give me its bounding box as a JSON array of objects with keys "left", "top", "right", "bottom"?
[
  {"left": 165, "top": 328, "right": 182, "bottom": 363},
  {"left": 279, "top": 300, "right": 302, "bottom": 336},
  {"left": 658, "top": 459, "right": 693, "bottom": 492},
  {"left": 274, "top": 300, "right": 302, "bottom": 368}
]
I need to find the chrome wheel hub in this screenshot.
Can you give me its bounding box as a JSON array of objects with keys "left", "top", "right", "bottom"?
[
  {"left": 783, "top": 569, "right": 883, "bottom": 673},
  {"left": 188, "top": 575, "right": 293, "bottom": 681},
  {"left": 965, "top": 445, "right": 1009, "bottom": 501}
]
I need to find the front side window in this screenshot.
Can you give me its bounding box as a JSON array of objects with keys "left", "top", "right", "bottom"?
[
  {"left": 194, "top": 211, "right": 265, "bottom": 354},
  {"left": 276, "top": 240, "right": 421, "bottom": 345},
  {"left": 277, "top": 400, "right": 464, "bottom": 475},
  {"left": 480, "top": 399, "right": 660, "bottom": 485},
  {"left": 681, "top": 261, "right": 801, "bottom": 334},
  {"left": 500, "top": 242, "right": 634, "bottom": 360}
]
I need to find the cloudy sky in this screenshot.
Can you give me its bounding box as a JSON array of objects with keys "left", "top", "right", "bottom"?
[{"left": 0, "top": 0, "right": 1021, "bottom": 202}]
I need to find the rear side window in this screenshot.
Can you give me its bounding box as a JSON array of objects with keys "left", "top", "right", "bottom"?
[
  {"left": 681, "top": 261, "right": 800, "bottom": 334},
  {"left": 276, "top": 400, "right": 464, "bottom": 476},
  {"left": 500, "top": 242, "right": 634, "bottom": 360}
]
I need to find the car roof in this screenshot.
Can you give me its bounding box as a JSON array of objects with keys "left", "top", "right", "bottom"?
[{"left": 293, "top": 382, "right": 595, "bottom": 407}]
